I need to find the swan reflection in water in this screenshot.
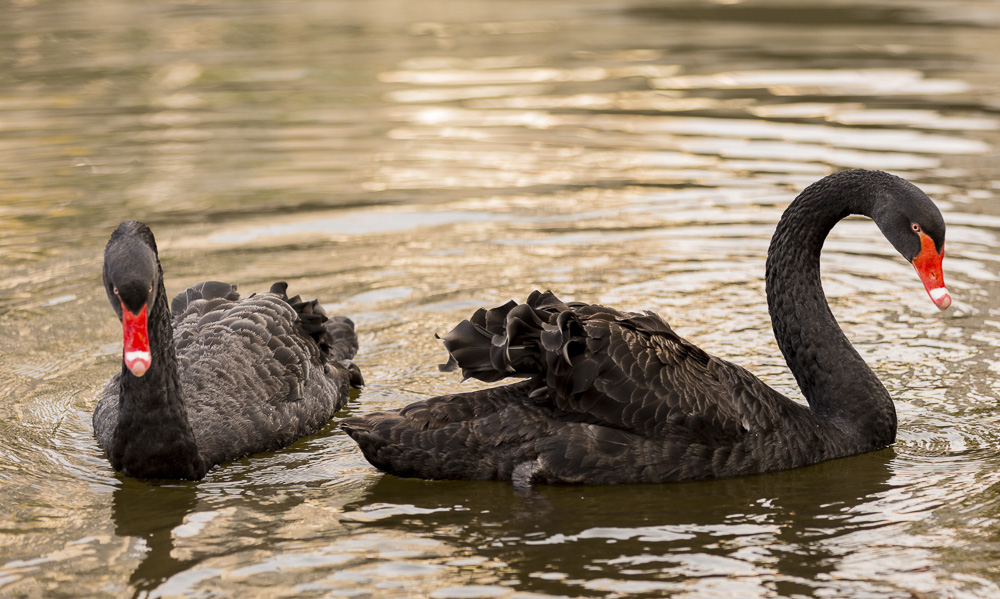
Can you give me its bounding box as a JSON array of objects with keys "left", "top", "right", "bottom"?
[
  {"left": 111, "top": 480, "right": 200, "bottom": 594},
  {"left": 345, "top": 448, "right": 898, "bottom": 597}
]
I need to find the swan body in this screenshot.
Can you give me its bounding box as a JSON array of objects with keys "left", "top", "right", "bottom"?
[
  {"left": 342, "top": 169, "right": 950, "bottom": 486},
  {"left": 94, "top": 221, "right": 363, "bottom": 480}
]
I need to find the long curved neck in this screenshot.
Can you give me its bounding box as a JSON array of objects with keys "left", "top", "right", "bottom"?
[
  {"left": 113, "top": 267, "right": 206, "bottom": 480},
  {"left": 765, "top": 174, "right": 896, "bottom": 447}
]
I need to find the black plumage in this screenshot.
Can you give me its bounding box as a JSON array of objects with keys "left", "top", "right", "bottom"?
[
  {"left": 342, "top": 169, "right": 950, "bottom": 486},
  {"left": 94, "top": 221, "right": 363, "bottom": 480}
]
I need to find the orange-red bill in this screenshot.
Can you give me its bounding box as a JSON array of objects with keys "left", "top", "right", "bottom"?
[
  {"left": 911, "top": 231, "right": 951, "bottom": 310},
  {"left": 121, "top": 302, "right": 151, "bottom": 376}
]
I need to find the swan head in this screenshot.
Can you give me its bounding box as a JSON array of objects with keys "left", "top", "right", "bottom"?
[
  {"left": 104, "top": 221, "right": 161, "bottom": 377},
  {"left": 870, "top": 175, "right": 951, "bottom": 311}
]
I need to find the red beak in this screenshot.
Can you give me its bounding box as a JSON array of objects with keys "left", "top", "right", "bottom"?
[
  {"left": 911, "top": 231, "right": 951, "bottom": 310},
  {"left": 121, "top": 302, "right": 151, "bottom": 376}
]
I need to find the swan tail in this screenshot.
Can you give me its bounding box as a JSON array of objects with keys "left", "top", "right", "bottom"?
[{"left": 341, "top": 381, "right": 539, "bottom": 481}]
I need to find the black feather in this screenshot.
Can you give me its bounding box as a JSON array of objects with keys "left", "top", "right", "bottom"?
[
  {"left": 342, "top": 170, "right": 948, "bottom": 485},
  {"left": 94, "top": 222, "right": 363, "bottom": 481}
]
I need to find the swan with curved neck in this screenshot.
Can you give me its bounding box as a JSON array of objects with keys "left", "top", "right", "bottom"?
[
  {"left": 342, "top": 170, "right": 950, "bottom": 486},
  {"left": 94, "top": 221, "right": 364, "bottom": 480}
]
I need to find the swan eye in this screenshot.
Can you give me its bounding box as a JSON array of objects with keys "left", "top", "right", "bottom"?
[
  {"left": 911, "top": 223, "right": 921, "bottom": 233},
  {"left": 149, "top": 284, "right": 153, "bottom": 293},
  {"left": 113, "top": 286, "right": 119, "bottom": 295}
]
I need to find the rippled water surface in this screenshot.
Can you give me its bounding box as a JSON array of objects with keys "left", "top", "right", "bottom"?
[{"left": 2, "top": 0, "right": 1000, "bottom": 597}]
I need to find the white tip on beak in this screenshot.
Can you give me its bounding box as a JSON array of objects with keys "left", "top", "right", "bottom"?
[
  {"left": 125, "top": 350, "right": 151, "bottom": 377},
  {"left": 928, "top": 287, "right": 952, "bottom": 310}
]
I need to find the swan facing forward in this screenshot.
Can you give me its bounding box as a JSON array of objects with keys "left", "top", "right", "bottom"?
[
  {"left": 94, "top": 221, "right": 364, "bottom": 480},
  {"left": 342, "top": 169, "right": 951, "bottom": 486}
]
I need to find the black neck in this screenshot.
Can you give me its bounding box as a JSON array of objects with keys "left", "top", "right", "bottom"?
[
  {"left": 765, "top": 172, "right": 896, "bottom": 446},
  {"left": 112, "top": 266, "right": 206, "bottom": 480}
]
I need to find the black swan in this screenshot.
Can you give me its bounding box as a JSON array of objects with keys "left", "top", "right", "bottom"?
[
  {"left": 342, "top": 169, "right": 951, "bottom": 486},
  {"left": 94, "top": 221, "right": 364, "bottom": 480}
]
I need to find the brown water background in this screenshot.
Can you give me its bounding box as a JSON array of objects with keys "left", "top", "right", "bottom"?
[{"left": 2, "top": 0, "right": 1000, "bottom": 597}]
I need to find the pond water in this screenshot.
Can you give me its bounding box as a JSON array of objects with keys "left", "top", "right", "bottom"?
[{"left": 2, "top": 0, "right": 1000, "bottom": 597}]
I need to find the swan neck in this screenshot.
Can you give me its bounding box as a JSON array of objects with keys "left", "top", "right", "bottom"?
[
  {"left": 114, "top": 264, "right": 205, "bottom": 479},
  {"left": 765, "top": 174, "right": 895, "bottom": 443}
]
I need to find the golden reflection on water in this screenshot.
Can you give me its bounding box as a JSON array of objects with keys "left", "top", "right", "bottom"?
[{"left": 2, "top": 0, "right": 1000, "bottom": 597}]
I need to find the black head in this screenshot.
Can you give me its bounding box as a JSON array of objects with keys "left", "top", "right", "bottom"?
[
  {"left": 103, "top": 221, "right": 160, "bottom": 316},
  {"left": 862, "top": 171, "right": 950, "bottom": 309},
  {"left": 867, "top": 172, "right": 945, "bottom": 258},
  {"left": 103, "top": 221, "right": 161, "bottom": 376}
]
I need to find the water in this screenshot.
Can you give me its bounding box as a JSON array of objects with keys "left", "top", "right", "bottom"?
[{"left": 2, "top": 0, "right": 1000, "bottom": 596}]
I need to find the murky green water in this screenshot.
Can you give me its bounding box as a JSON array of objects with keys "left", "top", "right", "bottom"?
[{"left": 2, "top": 0, "right": 1000, "bottom": 597}]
